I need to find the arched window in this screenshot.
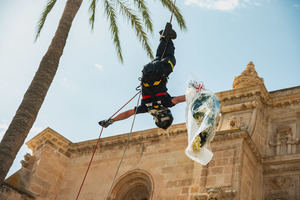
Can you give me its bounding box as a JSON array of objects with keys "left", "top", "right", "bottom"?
[{"left": 108, "top": 170, "right": 154, "bottom": 200}]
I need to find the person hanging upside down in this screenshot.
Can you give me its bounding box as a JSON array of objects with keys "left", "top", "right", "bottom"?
[{"left": 99, "top": 23, "right": 185, "bottom": 130}]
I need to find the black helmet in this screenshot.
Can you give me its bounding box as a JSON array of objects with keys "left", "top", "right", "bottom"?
[{"left": 154, "top": 109, "right": 173, "bottom": 130}]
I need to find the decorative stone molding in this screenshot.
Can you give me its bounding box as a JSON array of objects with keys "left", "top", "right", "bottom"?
[
  {"left": 269, "top": 86, "right": 300, "bottom": 108},
  {"left": 264, "top": 176, "right": 296, "bottom": 200},
  {"left": 214, "top": 129, "right": 262, "bottom": 162},
  {"left": 218, "top": 79, "right": 300, "bottom": 111},
  {"left": 107, "top": 169, "right": 154, "bottom": 200},
  {"left": 263, "top": 154, "right": 300, "bottom": 174},
  {"left": 269, "top": 176, "right": 292, "bottom": 190},
  {"left": 0, "top": 183, "right": 35, "bottom": 200},
  {"left": 268, "top": 126, "right": 299, "bottom": 155},
  {"left": 221, "top": 100, "right": 257, "bottom": 113},
  {"left": 194, "top": 187, "right": 236, "bottom": 200},
  {"left": 217, "top": 84, "right": 269, "bottom": 104},
  {"left": 20, "top": 153, "right": 35, "bottom": 170},
  {"left": 26, "top": 127, "right": 71, "bottom": 156},
  {"left": 228, "top": 116, "right": 248, "bottom": 130},
  {"left": 233, "top": 61, "right": 264, "bottom": 89},
  {"left": 26, "top": 123, "right": 263, "bottom": 164},
  {"left": 69, "top": 124, "right": 187, "bottom": 155}
]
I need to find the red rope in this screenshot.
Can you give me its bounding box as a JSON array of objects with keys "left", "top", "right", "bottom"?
[
  {"left": 75, "top": 0, "right": 176, "bottom": 197},
  {"left": 75, "top": 91, "right": 141, "bottom": 200},
  {"left": 109, "top": 91, "right": 141, "bottom": 119},
  {"left": 75, "top": 127, "right": 104, "bottom": 200}
]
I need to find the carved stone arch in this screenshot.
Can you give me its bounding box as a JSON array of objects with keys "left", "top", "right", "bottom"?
[{"left": 108, "top": 169, "right": 154, "bottom": 200}]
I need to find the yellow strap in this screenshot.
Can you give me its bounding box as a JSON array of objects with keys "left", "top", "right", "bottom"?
[
  {"left": 153, "top": 80, "right": 161, "bottom": 86},
  {"left": 143, "top": 83, "right": 150, "bottom": 87},
  {"left": 168, "top": 60, "right": 174, "bottom": 70}
]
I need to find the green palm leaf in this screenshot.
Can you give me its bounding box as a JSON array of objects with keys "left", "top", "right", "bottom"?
[
  {"left": 35, "top": 0, "right": 57, "bottom": 41},
  {"left": 160, "top": 0, "right": 186, "bottom": 30},
  {"left": 104, "top": 0, "right": 123, "bottom": 62},
  {"left": 117, "top": 0, "right": 154, "bottom": 59},
  {"left": 133, "top": 0, "right": 153, "bottom": 32},
  {"left": 89, "top": 0, "right": 97, "bottom": 30}
]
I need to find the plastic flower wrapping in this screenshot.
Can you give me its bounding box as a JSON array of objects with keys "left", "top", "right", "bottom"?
[{"left": 185, "top": 80, "right": 220, "bottom": 165}]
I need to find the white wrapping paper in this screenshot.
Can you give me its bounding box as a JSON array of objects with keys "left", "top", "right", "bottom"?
[{"left": 185, "top": 81, "right": 220, "bottom": 165}]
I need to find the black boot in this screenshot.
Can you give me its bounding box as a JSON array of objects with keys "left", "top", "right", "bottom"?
[
  {"left": 98, "top": 118, "right": 114, "bottom": 128},
  {"left": 159, "top": 22, "right": 177, "bottom": 40}
]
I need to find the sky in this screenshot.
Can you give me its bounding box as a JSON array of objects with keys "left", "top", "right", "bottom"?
[{"left": 0, "top": 0, "right": 300, "bottom": 177}]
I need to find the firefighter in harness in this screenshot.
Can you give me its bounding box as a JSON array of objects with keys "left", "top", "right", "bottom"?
[{"left": 99, "top": 23, "right": 185, "bottom": 130}]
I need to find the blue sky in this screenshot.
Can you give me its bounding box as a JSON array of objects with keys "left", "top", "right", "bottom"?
[{"left": 0, "top": 0, "right": 300, "bottom": 176}]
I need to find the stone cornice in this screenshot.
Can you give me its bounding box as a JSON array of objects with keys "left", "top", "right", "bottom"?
[
  {"left": 194, "top": 187, "right": 237, "bottom": 200},
  {"left": 26, "top": 127, "right": 71, "bottom": 155},
  {"left": 70, "top": 126, "right": 262, "bottom": 161},
  {"left": 263, "top": 154, "right": 300, "bottom": 165},
  {"left": 216, "top": 84, "right": 300, "bottom": 112},
  {"left": 27, "top": 124, "right": 263, "bottom": 162},
  {"left": 269, "top": 86, "right": 300, "bottom": 108},
  {"left": 68, "top": 123, "right": 187, "bottom": 155},
  {"left": 214, "top": 128, "right": 262, "bottom": 162},
  {"left": 262, "top": 154, "right": 300, "bottom": 175},
  {"left": 217, "top": 84, "right": 270, "bottom": 107},
  {"left": 1, "top": 182, "right": 35, "bottom": 199},
  {"left": 220, "top": 100, "right": 258, "bottom": 113}
]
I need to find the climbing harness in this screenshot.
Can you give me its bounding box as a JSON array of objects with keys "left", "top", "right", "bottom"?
[
  {"left": 75, "top": 0, "right": 178, "bottom": 199},
  {"left": 142, "top": 92, "right": 167, "bottom": 100}
]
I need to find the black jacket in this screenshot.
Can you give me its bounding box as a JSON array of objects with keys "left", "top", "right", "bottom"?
[{"left": 141, "top": 39, "right": 176, "bottom": 99}]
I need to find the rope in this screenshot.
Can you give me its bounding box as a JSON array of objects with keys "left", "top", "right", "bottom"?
[
  {"left": 109, "top": 91, "right": 141, "bottom": 119},
  {"left": 75, "top": 91, "right": 141, "bottom": 200},
  {"left": 105, "top": 92, "right": 141, "bottom": 200},
  {"left": 75, "top": 127, "right": 104, "bottom": 200},
  {"left": 169, "top": 0, "right": 177, "bottom": 24},
  {"left": 160, "top": 0, "right": 177, "bottom": 60},
  {"left": 75, "top": 1, "right": 177, "bottom": 199}
]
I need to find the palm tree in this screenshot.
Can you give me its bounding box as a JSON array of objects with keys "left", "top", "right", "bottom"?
[{"left": 0, "top": 0, "right": 186, "bottom": 185}]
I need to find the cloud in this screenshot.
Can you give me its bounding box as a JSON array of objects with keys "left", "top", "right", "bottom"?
[
  {"left": 185, "top": 0, "right": 240, "bottom": 11},
  {"left": 95, "top": 63, "right": 104, "bottom": 72}
]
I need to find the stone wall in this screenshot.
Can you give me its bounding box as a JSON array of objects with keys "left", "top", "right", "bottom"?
[
  {"left": 26, "top": 143, "right": 70, "bottom": 200},
  {"left": 0, "top": 183, "right": 34, "bottom": 200},
  {"left": 56, "top": 124, "right": 196, "bottom": 200},
  {"left": 2, "top": 62, "right": 300, "bottom": 200},
  {"left": 240, "top": 139, "right": 263, "bottom": 200}
]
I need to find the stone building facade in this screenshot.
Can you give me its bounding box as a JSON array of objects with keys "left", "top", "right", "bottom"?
[{"left": 1, "top": 62, "right": 300, "bottom": 200}]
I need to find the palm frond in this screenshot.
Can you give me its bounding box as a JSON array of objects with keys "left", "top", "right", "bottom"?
[
  {"left": 89, "top": 0, "right": 98, "bottom": 30},
  {"left": 160, "top": 0, "right": 186, "bottom": 30},
  {"left": 35, "top": 0, "right": 57, "bottom": 41},
  {"left": 104, "top": 0, "right": 123, "bottom": 62},
  {"left": 117, "top": 0, "right": 154, "bottom": 59},
  {"left": 133, "top": 0, "right": 153, "bottom": 32}
]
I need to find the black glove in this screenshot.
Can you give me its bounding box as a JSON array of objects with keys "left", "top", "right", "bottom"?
[
  {"left": 98, "top": 118, "right": 114, "bottom": 128},
  {"left": 159, "top": 22, "right": 177, "bottom": 40}
]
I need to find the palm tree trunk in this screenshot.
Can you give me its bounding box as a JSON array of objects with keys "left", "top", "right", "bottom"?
[{"left": 0, "top": 0, "right": 83, "bottom": 185}]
